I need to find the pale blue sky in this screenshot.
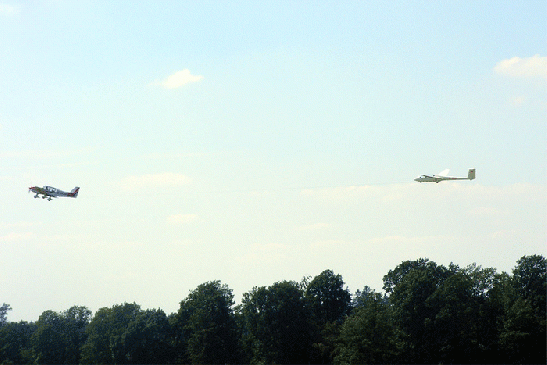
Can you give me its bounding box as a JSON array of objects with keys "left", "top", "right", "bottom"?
[{"left": 1, "top": 0, "right": 545, "bottom": 321}]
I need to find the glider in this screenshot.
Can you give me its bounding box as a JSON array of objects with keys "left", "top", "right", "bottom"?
[{"left": 414, "top": 169, "right": 475, "bottom": 183}]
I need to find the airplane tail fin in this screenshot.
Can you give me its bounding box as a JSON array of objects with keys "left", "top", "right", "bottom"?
[
  {"left": 69, "top": 187, "right": 80, "bottom": 197},
  {"left": 468, "top": 169, "right": 475, "bottom": 180}
]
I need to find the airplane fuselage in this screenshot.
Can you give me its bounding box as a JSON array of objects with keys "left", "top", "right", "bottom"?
[
  {"left": 414, "top": 175, "right": 469, "bottom": 183},
  {"left": 29, "top": 186, "right": 80, "bottom": 200},
  {"left": 414, "top": 169, "right": 475, "bottom": 183}
]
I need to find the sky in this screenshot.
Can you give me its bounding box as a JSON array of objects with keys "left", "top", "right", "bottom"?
[{"left": 1, "top": 0, "right": 546, "bottom": 322}]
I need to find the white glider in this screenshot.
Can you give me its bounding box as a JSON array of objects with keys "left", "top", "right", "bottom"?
[{"left": 414, "top": 169, "right": 475, "bottom": 183}]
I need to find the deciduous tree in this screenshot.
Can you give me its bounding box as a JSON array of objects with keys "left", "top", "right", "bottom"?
[
  {"left": 174, "top": 281, "right": 240, "bottom": 364},
  {"left": 0, "top": 321, "right": 35, "bottom": 364},
  {"left": 0, "top": 304, "right": 11, "bottom": 327},
  {"left": 31, "top": 307, "right": 91, "bottom": 364},
  {"left": 121, "top": 308, "right": 173, "bottom": 364},
  {"left": 81, "top": 303, "right": 141, "bottom": 364},
  {"left": 240, "top": 281, "right": 313, "bottom": 364},
  {"left": 305, "top": 270, "right": 351, "bottom": 363},
  {"left": 335, "top": 288, "right": 399, "bottom": 364}
]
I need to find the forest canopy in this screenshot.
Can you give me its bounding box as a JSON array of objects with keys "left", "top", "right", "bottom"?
[{"left": 1, "top": 255, "right": 545, "bottom": 364}]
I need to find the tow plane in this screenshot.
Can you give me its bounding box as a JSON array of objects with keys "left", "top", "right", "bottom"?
[
  {"left": 29, "top": 186, "right": 80, "bottom": 201},
  {"left": 414, "top": 169, "right": 475, "bottom": 183}
]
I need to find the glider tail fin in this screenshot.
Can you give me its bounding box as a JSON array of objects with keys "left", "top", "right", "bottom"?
[
  {"left": 468, "top": 169, "right": 475, "bottom": 180},
  {"left": 69, "top": 187, "right": 80, "bottom": 197}
]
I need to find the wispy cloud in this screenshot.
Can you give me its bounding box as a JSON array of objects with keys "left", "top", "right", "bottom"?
[
  {"left": 0, "top": 148, "right": 95, "bottom": 161},
  {"left": 298, "top": 222, "right": 332, "bottom": 231},
  {"left": 0, "top": 3, "right": 19, "bottom": 16},
  {"left": 0, "top": 232, "right": 34, "bottom": 242},
  {"left": 0, "top": 150, "right": 66, "bottom": 160},
  {"left": 494, "top": 55, "right": 547, "bottom": 79},
  {"left": 167, "top": 213, "right": 198, "bottom": 225},
  {"left": 120, "top": 172, "right": 191, "bottom": 190},
  {"left": 157, "top": 69, "right": 203, "bottom": 89},
  {"left": 468, "top": 206, "right": 509, "bottom": 216},
  {"left": 510, "top": 95, "right": 527, "bottom": 107},
  {"left": 238, "top": 242, "right": 288, "bottom": 265},
  {"left": 300, "top": 185, "right": 377, "bottom": 203},
  {"left": 301, "top": 182, "right": 546, "bottom": 205}
]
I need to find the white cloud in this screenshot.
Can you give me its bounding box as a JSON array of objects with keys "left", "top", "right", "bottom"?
[
  {"left": 0, "top": 232, "right": 34, "bottom": 242},
  {"left": 494, "top": 55, "right": 547, "bottom": 79},
  {"left": 300, "top": 185, "right": 377, "bottom": 203},
  {"left": 510, "top": 95, "right": 527, "bottom": 107},
  {"left": 238, "top": 242, "right": 288, "bottom": 265},
  {"left": 159, "top": 69, "right": 203, "bottom": 89},
  {"left": 167, "top": 213, "right": 198, "bottom": 225},
  {"left": 121, "top": 172, "right": 191, "bottom": 190},
  {"left": 468, "top": 206, "right": 509, "bottom": 216},
  {"left": 490, "top": 229, "right": 516, "bottom": 240},
  {"left": 301, "top": 182, "right": 546, "bottom": 205},
  {"left": 298, "top": 222, "right": 332, "bottom": 231},
  {"left": 0, "top": 3, "right": 19, "bottom": 16},
  {"left": 0, "top": 148, "right": 95, "bottom": 161}
]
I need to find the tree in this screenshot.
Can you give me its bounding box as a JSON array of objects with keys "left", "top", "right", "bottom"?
[
  {"left": 120, "top": 309, "right": 173, "bottom": 364},
  {"left": 512, "top": 255, "right": 546, "bottom": 318},
  {"left": 382, "top": 258, "right": 454, "bottom": 295},
  {"left": 31, "top": 310, "right": 65, "bottom": 364},
  {"left": 29, "top": 306, "right": 91, "bottom": 364},
  {"left": 174, "top": 281, "right": 240, "bottom": 364},
  {"left": 81, "top": 303, "right": 141, "bottom": 364},
  {"left": 0, "top": 304, "right": 11, "bottom": 327},
  {"left": 497, "top": 255, "right": 546, "bottom": 364},
  {"left": 306, "top": 269, "right": 351, "bottom": 325},
  {"left": 81, "top": 303, "right": 175, "bottom": 365},
  {"left": 334, "top": 288, "right": 400, "bottom": 364},
  {"left": 425, "top": 271, "right": 485, "bottom": 363},
  {"left": 305, "top": 270, "right": 351, "bottom": 363},
  {"left": 62, "top": 306, "right": 92, "bottom": 364},
  {"left": 383, "top": 259, "right": 454, "bottom": 363},
  {"left": 240, "top": 281, "right": 313, "bottom": 364},
  {"left": 0, "top": 321, "right": 35, "bottom": 364}
]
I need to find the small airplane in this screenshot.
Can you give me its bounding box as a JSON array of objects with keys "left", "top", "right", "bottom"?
[
  {"left": 414, "top": 169, "right": 475, "bottom": 183},
  {"left": 28, "top": 186, "right": 80, "bottom": 201}
]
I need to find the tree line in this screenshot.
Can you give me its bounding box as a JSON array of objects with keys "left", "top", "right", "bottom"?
[{"left": 1, "top": 254, "right": 545, "bottom": 364}]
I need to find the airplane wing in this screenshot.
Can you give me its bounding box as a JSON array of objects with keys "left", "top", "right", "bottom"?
[{"left": 437, "top": 169, "right": 450, "bottom": 177}]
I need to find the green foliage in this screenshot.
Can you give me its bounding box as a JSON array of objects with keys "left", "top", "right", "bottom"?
[
  {"left": 0, "top": 304, "right": 11, "bottom": 327},
  {"left": 81, "top": 303, "right": 142, "bottom": 364},
  {"left": 512, "top": 255, "right": 546, "bottom": 317},
  {"left": 120, "top": 309, "right": 173, "bottom": 364},
  {"left": 381, "top": 259, "right": 534, "bottom": 364},
  {"left": 497, "top": 255, "right": 547, "bottom": 364},
  {"left": 31, "top": 306, "right": 91, "bottom": 364},
  {"left": 383, "top": 259, "right": 452, "bottom": 362},
  {"left": 306, "top": 269, "right": 352, "bottom": 325},
  {"left": 1, "top": 255, "right": 545, "bottom": 364},
  {"left": 240, "top": 280, "right": 313, "bottom": 364},
  {"left": 334, "top": 289, "right": 400, "bottom": 364},
  {"left": 0, "top": 321, "right": 35, "bottom": 364},
  {"left": 174, "top": 280, "right": 240, "bottom": 364},
  {"left": 305, "top": 269, "right": 352, "bottom": 363}
]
